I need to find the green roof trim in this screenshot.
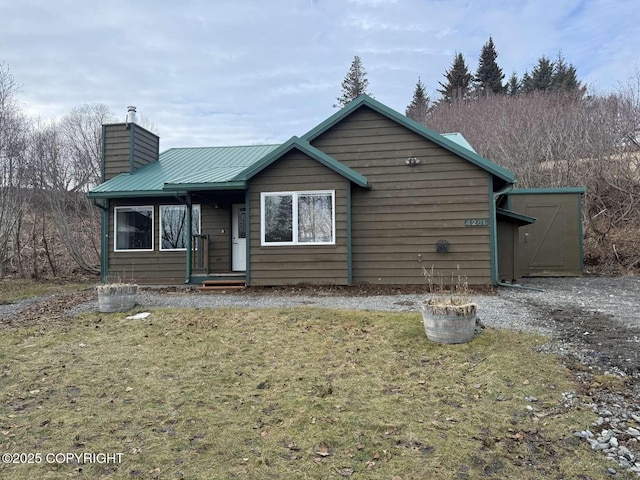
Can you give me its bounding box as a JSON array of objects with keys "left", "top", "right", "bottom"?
[
  {"left": 237, "top": 136, "right": 370, "bottom": 188},
  {"left": 496, "top": 208, "right": 536, "bottom": 226},
  {"left": 163, "top": 181, "right": 246, "bottom": 191},
  {"left": 88, "top": 189, "right": 179, "bottom": 199},
  {"left": 509, "top": 187, "right": 586, "bottom": 195},
  {"left": 301, "top": 95, "right": 516, "bottom": 184}
]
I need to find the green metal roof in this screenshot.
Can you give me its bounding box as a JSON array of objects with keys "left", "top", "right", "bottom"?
[
  {"left": 88, "top": 144, "right": 280, "bottom": 198},
  {"left": 301, "top": 95, "right": 516, "bottom": 184},
  {"left": 88, "top": 138, "right": 369, "bottom": 198},
  {"left": 441, "top": 133, "right": 477, "bottom": 154}
]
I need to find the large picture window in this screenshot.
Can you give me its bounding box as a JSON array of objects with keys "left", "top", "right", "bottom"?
[
  {"left": 160, "top": 205, "right": 201, "bottom": 250},
  {"left": 114, "top": 206, "right": 153, "bottom": 251},
  {"left": 261, "top": 191, "right": 334, "bottom": 245}
]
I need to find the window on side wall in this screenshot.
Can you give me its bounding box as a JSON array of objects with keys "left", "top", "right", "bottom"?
[
  {"left": 160, "top": 204, "right": 201, "bottom": 251},
  {"left": 261, "top": 191, "right": 334, "bottom": 246},
  {"left": 114, "top": 206, "right": 154, "bottom": 251}
]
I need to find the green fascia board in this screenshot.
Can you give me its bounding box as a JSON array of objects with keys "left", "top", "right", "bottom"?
[
  {"left": 236, "top": 136, "right": 370, "bottom": 188},
  {"left": 301, "top": 94, "right": 516, "bottom": 184},
  {"left": 163, "top": 181, "right": 246, "bottom": 191},
  {"left": 509, "top": 187, "right": 586, "bottom": 195},
  {"left": 88, "top": 190, "right": 177, "bottom": 199},
  {"left": 496, "top": 208, "right": 536, "bottom": 226}
]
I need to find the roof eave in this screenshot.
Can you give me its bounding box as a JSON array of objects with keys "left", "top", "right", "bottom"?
[
  {"left": 87, "top": 190, "right": 176, "bottom": 199},
  {"left": 496, "top": 207, "right": 537, "bottom": 226},
  {"left": 509, "top": 187, "right": 587, "bottom": 195},
  {"left": 163, "top": 181, "right": 247, "bottom": 191}
]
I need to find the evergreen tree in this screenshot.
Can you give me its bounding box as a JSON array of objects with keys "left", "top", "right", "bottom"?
[
  {"left": 522, "top": 56, "right": 554, "bottom": 92},
  {"left": 405, "top": 77, "right": 430, "bottom": 123},
  {"left": 507, "top": 71, "right": 521, "bottom": 96},
  {"left": 437, "top": 52, "right": 473, "bottom": 103},
  {"left": 334, "top": 55, "right": 371, "bottom": 108},
  {"left": 551, "top": 52, "right": 584, "bottom": 94},
  {"left": 474, "top": 36, "right": 505, "bottom": 96}
]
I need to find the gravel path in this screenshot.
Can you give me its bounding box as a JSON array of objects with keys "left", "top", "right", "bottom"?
[
  {"left": 49, "top": 276, "right": 635, "bottom": 337},
  {"left": 4, "top": 276, "right": 637, "bottom": 335}
]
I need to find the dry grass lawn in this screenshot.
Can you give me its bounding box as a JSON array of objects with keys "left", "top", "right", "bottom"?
[
  {"left": 0, "top": 279, "right": 93, "bottom": 304},
  {"left": 0, "top": 305, "right": 625, "bottom": 479}
]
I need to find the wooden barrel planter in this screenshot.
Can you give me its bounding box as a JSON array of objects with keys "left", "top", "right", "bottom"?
[
  {"left": 97, "top": 284, "right": 138, "bottom": 313},
  {"left": 421, "top": 301, "right": 477, "bottom": 344}
]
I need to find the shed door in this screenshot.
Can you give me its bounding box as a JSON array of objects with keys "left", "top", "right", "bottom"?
[
  {"left": 523, "top": 204, "right": 564, "bottom": 270},
  {"left": 512, "top": 193, "right": 582, "bottom": 276},
  {"left": 232, "top": 204, "right": 246, "bottom": 271}
]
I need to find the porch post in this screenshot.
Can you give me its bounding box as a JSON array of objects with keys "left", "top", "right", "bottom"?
[
  {"left": 346, "top": 180, "right": 352, "bottom": 285},
  {"left": 185, "top": 192, "right": 192, "bottom": 284},
  {"left": 244, "top": 188, "right": 250, "bottom": 285},
  {"left": 488, "top": 176, "right": 498, "bottom": 285}
]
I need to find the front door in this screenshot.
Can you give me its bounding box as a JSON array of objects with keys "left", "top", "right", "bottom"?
[{"left": 232, "top": 204, "right": 247, "bottom": 271}]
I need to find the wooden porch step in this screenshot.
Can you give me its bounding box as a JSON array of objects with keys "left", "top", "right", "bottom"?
[
  {"left": 201, "top": 279, "right": 246, "bottom": 286},
  {"left": 198, "top": 285, "right": 246, "bottom": 292},
  {"left": 198, "top": 278, "right": 246, "bottom": 292}
]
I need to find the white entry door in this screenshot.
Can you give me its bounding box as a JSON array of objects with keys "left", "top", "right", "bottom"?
[{"left": 232, "top": 204, "right": 247, "bottom": 271}]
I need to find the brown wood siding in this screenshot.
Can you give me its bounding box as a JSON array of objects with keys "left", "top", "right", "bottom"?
[
  {"left": 248, "top": 151, "right": 348, "bottom": 286},
  {"left": 133, "top": 126, "right": 159, "bottom": 171},
  {"left": 103, "top": 124, "right": 131, "bottom": 181},
  {"left": 103, "top": 124, "right": 159, "bottom": 181},
  {"left": 311, "top": 106, "right": 492, "bottom": 285},
  {"left": 108, "top": 199, "right": 232, "bottom": 285}
]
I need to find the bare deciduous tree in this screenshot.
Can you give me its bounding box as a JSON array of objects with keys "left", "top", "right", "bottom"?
[{"left": 0, "top": 63, "right": 29, "bottom": 276}]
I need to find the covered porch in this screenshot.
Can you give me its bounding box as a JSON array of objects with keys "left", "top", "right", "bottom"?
[{"left": 182, "top": 190, "right": 248, "bottom": 287}]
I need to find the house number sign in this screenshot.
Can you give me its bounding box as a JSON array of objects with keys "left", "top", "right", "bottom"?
[{"left": 464, "top": 218, "right": 489, "bottom": 227}]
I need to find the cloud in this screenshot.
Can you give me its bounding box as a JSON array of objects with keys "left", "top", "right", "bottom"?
[{"left": 1, "top": 0, "right": 639, "bottom": 150}]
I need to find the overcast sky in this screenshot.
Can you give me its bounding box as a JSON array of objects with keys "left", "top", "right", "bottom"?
[{"left": 1, "top": 0, "right": 638, "bottom": 151}]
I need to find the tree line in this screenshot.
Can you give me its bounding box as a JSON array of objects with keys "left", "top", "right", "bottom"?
[
  {"left": 0, "top": 63, "right": 146, "bottom": 278},
  {"left": 337, "top": 45, "right": 640, "bottom": 272},
  {"left": 336, "top": 38, "right": 584, "bottom": 115}
]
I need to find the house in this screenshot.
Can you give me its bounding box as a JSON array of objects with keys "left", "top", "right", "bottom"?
[{"left": 88, "top": 96, "right": 584, "bottom": 286}]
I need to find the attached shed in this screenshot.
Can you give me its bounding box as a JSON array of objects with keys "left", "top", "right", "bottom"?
[{"left": 507, "top": 188, "right": 586, "bottom": 277}]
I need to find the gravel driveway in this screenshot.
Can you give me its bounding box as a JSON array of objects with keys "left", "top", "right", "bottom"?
[{"left": 100, "top": 276, "right": 640, "bottom": 333}]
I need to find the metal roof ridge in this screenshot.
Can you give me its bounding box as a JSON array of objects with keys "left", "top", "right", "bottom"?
[{"left": 163, "top": 143, "right": 281, "bottom": 151}]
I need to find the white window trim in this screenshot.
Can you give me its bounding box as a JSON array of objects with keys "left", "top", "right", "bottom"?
[
  {"left": 114, "top": 205, "right": 154, "bottom": 252},
  {"left": 260, "top": 190, "right": 336, "bottom": 246},
  {"left": 159, "top": 204, "right": 202, "bottom": 252}
]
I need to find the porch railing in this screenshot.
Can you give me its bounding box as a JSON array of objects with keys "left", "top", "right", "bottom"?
[{"left": 192, "top": 234, "right": 209, "bottom": 274}]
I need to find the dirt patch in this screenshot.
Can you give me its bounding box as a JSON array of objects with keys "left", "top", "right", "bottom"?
[
  {"left": 0, "top": 290, "right": 95, "bottom": 328},
  {"left": 197, "top": 283, "right": 496, "bottom": 297},
  {"left": 535, "top": 302, "right": 640, "bottom": 378}
]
